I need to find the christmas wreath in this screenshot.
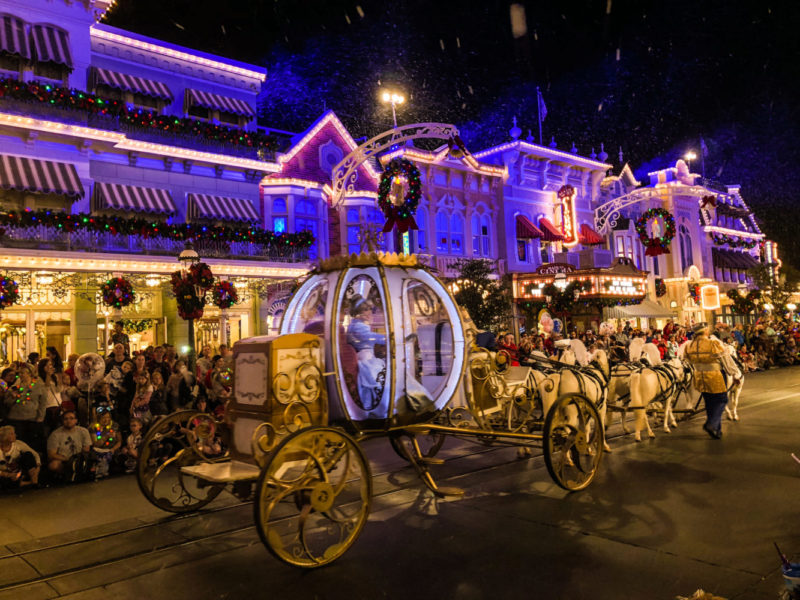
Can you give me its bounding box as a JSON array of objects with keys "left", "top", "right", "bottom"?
[
  {"left": 170, "top": 274, "right": 206, "bottom": 320},
  {"left": 189, "top": 262, "right": 215, "bottom": 291},
  {"left": 688, "top": 283, "right": 700, "bottom": 304},
  {"left": 377, "top": 158, "right": 421, "bottom": 233},
  {"left": 655, "top": 278, "right": 667, "bottom": 298},
  {"left": 635, "top": 208, "right": 675, "bottom": 257},
  {"left": 100, "top": 277, "right": 135, "bottom": 309},
  {"left": 0, "top": 276, "right": 20, "bottom": 310},
  {"left": 727, "top": 289, "right": 761, "bottom": 314},
  {"left": 212, "top": 280, "right": 239, "bottom": 310}
]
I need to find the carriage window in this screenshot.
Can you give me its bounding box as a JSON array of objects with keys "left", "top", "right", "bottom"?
[
  {"left": 401, "top": 278, "right": 454, "bottom": 412},
  {"left": 339, "top": 274, "right": 389, "bottom": 420},
  {"left": 293, "top": 279, "right": 328, "bottom": 336}
]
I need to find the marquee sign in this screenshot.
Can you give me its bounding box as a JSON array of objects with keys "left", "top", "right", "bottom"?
[
  {"left": 535, "top": 263, "right": 576, "bottom": 275},
  {"left": 557, "top": 184, "right": 579, "bottom": 248}
]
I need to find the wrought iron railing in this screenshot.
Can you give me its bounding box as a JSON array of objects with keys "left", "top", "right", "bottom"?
[{"left": 0, "top": 225, "right": 309, "bottom": 263}]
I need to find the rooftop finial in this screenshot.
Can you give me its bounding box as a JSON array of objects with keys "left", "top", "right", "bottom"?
[
  {"left": 526, "top": 129, "right": 534, "bottom": 143},
  {"left": 598, "top": 143, "right": 608, "bottom": 162},
  {"left": 618, "top": 146, "right": 624, "bottom": 163},
  {"left": 570, "top": 141, "right": 578, "bottom": 154},
  {"left": 590, "top": 147, "right": 597, "bottom": 160},
  {"left": 509, "top": 116, "right": 521, "bottom": 140},
  {"left": 549, "top": 136, "right": 557, "bottom": 149}
]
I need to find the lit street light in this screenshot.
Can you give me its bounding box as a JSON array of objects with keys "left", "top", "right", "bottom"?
[
  {"left": 684, "top": 150, "right": 697, "bottom": 172},
  {"left": 381, "top": 90, "right": 405, "bottom": 128}
]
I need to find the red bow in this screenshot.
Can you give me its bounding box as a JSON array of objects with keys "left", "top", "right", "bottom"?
[
  {"left": 700, "top": 195, "right": 717, "bottom": 209},
  {"left": 382, "top": 207, "right": 419, "bottom": 234}
]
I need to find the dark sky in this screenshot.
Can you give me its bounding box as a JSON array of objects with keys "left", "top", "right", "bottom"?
[{"left": 104, "top": 1, "right": 800, "bottom": 263}]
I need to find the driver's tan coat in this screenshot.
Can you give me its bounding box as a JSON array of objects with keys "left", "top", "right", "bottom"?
[{"left": 685, "top": 335, "right": 726, "bottom": 393}]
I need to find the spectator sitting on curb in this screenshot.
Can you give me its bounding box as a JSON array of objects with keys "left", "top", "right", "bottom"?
[
  {"left": 0, "top": 425, "right": 40, "bottom": 490},
  {"left": 47, "top": 410, "right": 92, "bottom": 482}
]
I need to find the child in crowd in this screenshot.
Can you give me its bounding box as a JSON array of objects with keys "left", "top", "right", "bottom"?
[
  {"left": 90, "top": 409, "right": 120, "bottom": 479},
  {"left": 148, "top": 370, "right": 169, "bottom": 418},
  {"left": 122, "top": 417, "right": 144, "bottom": 474},
  {"left": 130, "top": 370, "right": 153, "bottom": 425}
]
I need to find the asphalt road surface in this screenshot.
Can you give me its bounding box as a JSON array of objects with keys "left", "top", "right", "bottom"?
[{"left": 1, "top": 367, "right": 799, "bottom": 600}]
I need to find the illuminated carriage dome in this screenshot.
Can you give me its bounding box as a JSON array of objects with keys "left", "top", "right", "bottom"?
[{"left": 280, "top": 253, "right": 466, "bottom": 427}]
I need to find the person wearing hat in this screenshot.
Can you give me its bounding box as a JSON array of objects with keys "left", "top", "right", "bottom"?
[
  {"left": 346, "top": 294, "right": 387, "bottom": 414},
  {"left": 685, "top": 322, "right": 728, "bottom": 439}
]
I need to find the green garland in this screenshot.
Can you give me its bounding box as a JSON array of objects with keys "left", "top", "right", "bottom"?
[
  {"left": 0, "top": 210, "right": 313, "bottom": 249},
  {"left": 0, "top": 78, "right": 277, "bottom": 153},
  {"left": 635, "top": 208, "right": 675, "bottom": 256},
  {"left": 121, "top": 319, "right": 153, "bottom": 333},
  {"left": 726, "top": 289, "right": 761, "bottom": 314},
  {"left": 712, "top": 234, "right": 759, "bottom": 249}
]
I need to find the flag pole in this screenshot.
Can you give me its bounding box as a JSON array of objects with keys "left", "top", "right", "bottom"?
[{"left": 537, "top": 86, "right": 543, "bottom": 145}]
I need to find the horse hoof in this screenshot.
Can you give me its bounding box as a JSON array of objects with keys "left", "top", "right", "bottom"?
[
  {"left": 603, "top": 442, "right": 612, "bottom": 453},
  {"left": 634, "top": 434, "right": 642, "bottom": 442},
  {"left": 734, "top": 415, "right": 740, "bottom": 421},
  {"left": 648, "top": 431, "right": 656, "bottom": 439},
  {"left": 663, "top": 427, "right": 670, "bottom": 433}
]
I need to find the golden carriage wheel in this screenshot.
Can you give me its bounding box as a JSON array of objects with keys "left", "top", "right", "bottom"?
[
  {"left": 137, "top": 410, "right": 226, "bottom": 513},
  {"left": 543, "top": 393, "right": 604, "bottom": 492},
  {"left": 389, "top": 429, "right": 446, "bottom": 462},
  {"left": 253, "top": 426, "right": 372, "bottom": 568}
]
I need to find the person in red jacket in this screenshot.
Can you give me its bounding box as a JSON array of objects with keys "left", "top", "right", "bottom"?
[{"left": 498, "top": 333, "right": 520, "bottom": 366}]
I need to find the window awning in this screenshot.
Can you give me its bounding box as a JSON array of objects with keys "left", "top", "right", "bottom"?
[
  {"left": 516, "top": 214, "right": 542, "bottom": 239},
  {"left": 605, "top": 299, "right": 674, "bottom": 320},
  {"left": 578, "top": 223, "right": 605, "bottom": 245},
  {"left": 712, "top": 248, "right": 760, "bottom": 270},
  {"left": 94, "top": 67, "right": 172, "bottom": 101},
  {"left": 0, "top": 14, "right": 29, "bottom": 59},
  {"left": 538, "top": 217, "right": 565, "bottom": 242},
  {"left": 0, "top": 154, "right": 83, "bottom": 198},
  {"left": 188, "top": 193, "right": 259, "bottom": 222},
  {"left": 186, "top": 89, "right": 255, "bottom": 117},
  {"left": 93, "top": 182, "right": 175, "bottom": 214},
  {"left": 30, "top": 24, "right": 72, "bottom": 68}
]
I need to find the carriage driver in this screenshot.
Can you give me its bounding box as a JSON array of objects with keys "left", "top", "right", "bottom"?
[{"left": 685, "top": 322, "right": 732, "bottom": 439}]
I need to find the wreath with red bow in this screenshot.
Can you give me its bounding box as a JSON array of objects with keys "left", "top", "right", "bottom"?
[
  {"left": 170, "top": 263, "right": 214, "bottom": 320},
  {"left": 0, "top": 276, "right": 20, "bottom": 310},
  {"left": 377, "top": 158, "right": 421, "bottom": 234},
  {"left": 212, "top": 280, "right": 239, "bottom": 310},
  {"left": 635, "top": 208, "right": 676, "bottom": 257},
  {"left": 100, "top": 277, "right": 135, "bottom": 309}
]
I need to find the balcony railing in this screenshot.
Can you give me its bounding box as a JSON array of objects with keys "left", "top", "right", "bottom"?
[
  {"left": 0, "top": 96, "right": 275, "bottom": 162},
  {"left": 0, "top": 225, "right": 309, "bottom": 263}
]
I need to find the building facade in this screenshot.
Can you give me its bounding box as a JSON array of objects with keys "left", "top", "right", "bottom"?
[{"left": 0, "top": 0, "right": 308, "bottom": 362}]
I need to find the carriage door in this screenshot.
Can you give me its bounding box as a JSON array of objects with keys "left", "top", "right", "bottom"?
[
  {"left": 336, "top": 271, "right": 390, "bottom": 422},
  {"left": 399, "top": 278, "right": 455, "bottom": 417}
]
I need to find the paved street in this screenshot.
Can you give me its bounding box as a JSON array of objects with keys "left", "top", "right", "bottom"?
[{"left": 1, "top": 367, "right": 799, "bottom": 600}]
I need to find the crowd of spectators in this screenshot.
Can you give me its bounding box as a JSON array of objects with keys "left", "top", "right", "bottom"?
[{"left": 0, "top": 322, "right": 233, "bottom": 491}]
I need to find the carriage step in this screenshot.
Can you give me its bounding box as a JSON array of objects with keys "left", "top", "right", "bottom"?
[
  {"left": 433, "top": 486, "right": 465, "bottom": 498},
  {"left": 180, "top": 460, "right": 261, "bottom": 484}
]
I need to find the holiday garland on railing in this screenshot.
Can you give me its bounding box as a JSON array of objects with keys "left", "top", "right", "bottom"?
[
  {"left": 0, "top": 276, "right": 20, "bottom": 310},
  {"left": 120, "top": 319, "right": 153, "bottom": 333},
  {"left": 0, "top": 210, "right": 314, "bottom": 250},
  {"left": 711, "top": 234, "right": 759, "bottom": 249},
  {"left": 635, "top": 208, "right": 676, "bottom": 256},
  {"left": 655, "top": 278, "right": 667, "bottom": 297},
  {"left": 726, "top": 288, "right": 761, "bottom": 314},
  {"left": 100, "top": 277, "right": 135, "bottom": 309},
  {"left": 211, "top": 280, "right": 239, "bottom": 310},
  {"left": 0, "top": 78, "right": 277, "bottom": 153}
]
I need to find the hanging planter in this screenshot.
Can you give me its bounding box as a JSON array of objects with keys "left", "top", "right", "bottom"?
[{"left": 100, "top": 277, "right": 135, "bottom": 309}]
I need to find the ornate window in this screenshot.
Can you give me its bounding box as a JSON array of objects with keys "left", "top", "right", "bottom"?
[
  {"left": 435, "top": 211, "right": 448, "bottom": 253},
  {"left": 450, "top": 213, "right": 464, "bottom": 255},
  {"left": 471, "top": 214, "right": 491, "bottom": 257},
  {"left": 271, "top": 197, "right": 287, "bottom": 234},
  {"left": 295, "top": 199, "right": 319, "bottom": 260},
  {"left": 346, "top": 205, "right": 387, "bottom": 254},
  {"left": 679, "top": 224, "right": 693, "bottom": 272},
  {"left": 416, "top": 206, "right": 428, "bottom": 252}
]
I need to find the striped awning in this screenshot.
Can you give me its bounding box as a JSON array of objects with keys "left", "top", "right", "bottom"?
[
  {"left": 186, "top": 88, "right": 255, "bottom": 117},
  {"left": 0, "top": 154, "right": 83, "bottom": 198},
  {"left": 516, "top": 215, "right": 542, "bottom": 239},
  {"left": 94, "top": 182, "right": 175, "bottom": 214},
  {"left": 188, "top": 193, "right": 259, "bottom": 222},
  {"left": 538, "top": 218, "right": 565, "bottom": 242},
  {"left": 578, "top": 223, "right": 605, "bottom": 245},
  {"left": 30, "top": 24, "right": 72, "bottom": 68},
  {"left": 712, "top": 248, "right": 760, "bottom": 271},
  {"left": 0, "top": 14, "right": 29, "bottom": 59},
  {"left": 605, "top": 299, "right": 674, "bottom": 320},
  {"left": 94, "top": 67, "right": 173, "bottom": 101}
]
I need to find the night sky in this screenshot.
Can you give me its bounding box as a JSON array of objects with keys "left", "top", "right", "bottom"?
[{"left": 103, "top": 0, "right": 800, "bottom": 266}]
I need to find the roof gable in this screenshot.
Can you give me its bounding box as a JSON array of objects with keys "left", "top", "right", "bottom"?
[{"left": 274, "top": 111, "right": 378, "bottom": 191}]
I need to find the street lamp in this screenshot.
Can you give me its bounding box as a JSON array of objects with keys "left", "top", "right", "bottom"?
[
  {"left": 381, "top": 90, "right": 405, "bottom": 128},
  {"left": 178, "top": 242, "right": 201, "bottom": 373},
  {"left": 684, "top": 150, "right": 697, "bottom": 172}
]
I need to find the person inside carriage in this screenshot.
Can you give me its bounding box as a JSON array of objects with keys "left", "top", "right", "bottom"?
[{"left": 346, "top": 295, "right": 388, "bottom": 416}]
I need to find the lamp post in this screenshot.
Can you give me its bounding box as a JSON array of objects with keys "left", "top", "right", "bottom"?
[
  {"left": 684, "top": 150, "right": 697, "bottom": 172},
  {"left": 178, "top": 242, "right": 201, "bottom": 374},
  {"left": 381, "top": 90, "right": 405, "bottom": 129}
]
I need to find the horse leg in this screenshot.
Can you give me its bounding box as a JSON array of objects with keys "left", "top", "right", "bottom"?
[
  {"left": 731, "top": 383, "right": 742, "bottom": 421},
  {"left": 629, "top": 373, "right": 644, "bottom": 442}
]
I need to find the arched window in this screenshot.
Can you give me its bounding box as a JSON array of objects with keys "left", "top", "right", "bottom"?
[
  {"left": 471, "top": 214, "right": 491, "bottom": 257},
  {"left": 295, "top": 199, "right": 319, "bottom": 259},
  {"left": 435, "top": 211, "right": 448, "bottom": 253},
  {"left": 481, "top": 215, "right": 491, "bottom": 256},
  {"left": 271, "top": 197, "right": 287, "bottom": 233},
  {"left": 450, "top": 213, "right": 464, "bottom": 255},
  {"left": 679, "top": 224, "right": 693, "bottom": 272},
  {"left": 416, "top": 207, "right": 428, "bottom": 251},
  {"left": 346, "top": 205, "right": 387, "bottom": 255}
]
